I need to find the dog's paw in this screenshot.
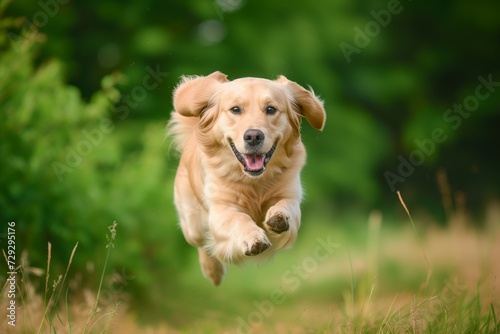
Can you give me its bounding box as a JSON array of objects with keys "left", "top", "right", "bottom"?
[
  {"left": 243, "top": 231, "right": 271, "bottom": 256},
  {"left": 245, "top": 240, "right": 270, "bottom": 256},
  {"left": 199, "top": 250, "right": 226, "bottom": 286},
  {"left": 265, "top": 213, "right": 290, "bottom": 234}
]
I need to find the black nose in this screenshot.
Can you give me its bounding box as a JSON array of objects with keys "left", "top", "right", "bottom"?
[{"left": 243, "top": 129, "right": 265, "bottom": 147}]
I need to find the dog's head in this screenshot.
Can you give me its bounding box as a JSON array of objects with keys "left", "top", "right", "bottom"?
[{"left": 173, "top": 71, "right": 326, "bottom": 178}]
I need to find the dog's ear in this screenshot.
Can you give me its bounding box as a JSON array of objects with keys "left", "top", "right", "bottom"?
[
  {"left": 276, "top": 75, "right": 326, "bottom": 131},
  {"left": 173, "top": 71, "right": 228, "bottom": 117}
]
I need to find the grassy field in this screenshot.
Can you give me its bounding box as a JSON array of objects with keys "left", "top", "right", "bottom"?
[{"left": 2, "top": 204, "right": 500, "bottom": 333}]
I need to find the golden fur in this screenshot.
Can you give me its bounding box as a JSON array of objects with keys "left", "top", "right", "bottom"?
[{"left": 167, "top": 72, "right": 326, "bottom": 285}]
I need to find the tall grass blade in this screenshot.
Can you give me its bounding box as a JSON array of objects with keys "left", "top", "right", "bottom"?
[
  {"left": 377, "top": 294, "right": 399, "bottom": 334},
  {"left": 37, "top": 242, "right": 78, "bottom": 334},
  {"left": 83, "top": 221, "right": 118, "bottom": 334},
  {"left": 44, "top": 242, "right": 52, "bottom": 307},
  {"left": 491, "top": 303, "right": 500, "bottom": 332},
  {"left": 397, "top": 191, "right": 432, "bottom": 289},
  {"left": 39, "top": 242, "right": 52, "bottom": 331},
  {"left": 347, "top": 247, "right": 355, "bottom": 319},
  {"left": 66, "top": 287, "right": 72, "bottom": 334},
  {"left": 53, "top": 242, "right": 78, "bottom": 314}
]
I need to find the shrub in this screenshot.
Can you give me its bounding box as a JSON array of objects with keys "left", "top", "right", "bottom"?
[{"left": 0, "top": 3, "right": 187, "bottom": 312}]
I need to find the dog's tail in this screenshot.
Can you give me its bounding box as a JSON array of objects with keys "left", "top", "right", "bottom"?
[{"left": 166, "top": 111, "right": 198, "bottom": 153}]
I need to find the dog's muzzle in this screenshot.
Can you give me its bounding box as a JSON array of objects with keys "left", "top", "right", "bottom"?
[{"left": 229, "top": 138, "right": 277, "bottom": 177}]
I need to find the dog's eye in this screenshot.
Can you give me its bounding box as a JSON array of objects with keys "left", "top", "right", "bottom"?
[
  {"left": 230, "top": 106, "right": 241, "bottom": 115},
  {"left": 265, "top": 106, "right": 277, "bottom": 115}
]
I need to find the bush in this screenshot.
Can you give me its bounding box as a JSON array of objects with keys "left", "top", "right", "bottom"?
[{"left": 0, "top": 5, "right": 187, "bottom": 312}]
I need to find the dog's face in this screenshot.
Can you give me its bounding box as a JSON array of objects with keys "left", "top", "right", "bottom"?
[
  {"left": 173, "top": 72, "right": 326, "bottom": 178},
  {"left": 213, "top": 78, "right": 297, "bottom": 176}
]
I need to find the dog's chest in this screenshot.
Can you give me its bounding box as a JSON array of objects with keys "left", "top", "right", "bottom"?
[{"left": 205, "top": 179, "right": 280, "bottom": 224}]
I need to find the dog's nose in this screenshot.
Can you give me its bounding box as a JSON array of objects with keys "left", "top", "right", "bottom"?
[{"left": 243, "top": 129, "right": 265, "bottom": 147}]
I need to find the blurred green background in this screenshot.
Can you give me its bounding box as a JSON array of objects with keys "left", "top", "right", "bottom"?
[{"left": 1, "top": 0, "right": 499, "bottom": 328}]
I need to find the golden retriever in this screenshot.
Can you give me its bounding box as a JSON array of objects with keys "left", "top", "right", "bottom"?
[{"left": 167, "top": 72, "right": 326, "bottom": 285}]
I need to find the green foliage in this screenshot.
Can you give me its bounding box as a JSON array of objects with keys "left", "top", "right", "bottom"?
[
  {"left": 0, "top": 6, "right": 186, "bottom": 310},
  {"left": 5, "top": 0, "right": 500, "bottom": 212}
]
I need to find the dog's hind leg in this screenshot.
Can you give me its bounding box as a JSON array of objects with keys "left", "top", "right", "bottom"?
[{"left": 198, "top": 248, "right": 225, "bottom": 286}]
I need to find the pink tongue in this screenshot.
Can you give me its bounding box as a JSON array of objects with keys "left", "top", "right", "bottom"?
[{"left": 243, "top": 154, "right": 265, "bottom": 171}]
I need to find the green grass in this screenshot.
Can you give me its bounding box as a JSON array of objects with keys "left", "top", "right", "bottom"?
[
  {"left": 1, "top": 222, "right": 121, "bottom": 334},
  {"left": 2, "top": 211, "right": 500, "bottom": 333},
  {"left": 156, "top": 212, "right": 499, "bottom": 334}
]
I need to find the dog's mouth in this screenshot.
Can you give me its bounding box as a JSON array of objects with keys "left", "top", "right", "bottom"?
[{"left": 229, "top": 140, "right": 277, "bottom": 177}]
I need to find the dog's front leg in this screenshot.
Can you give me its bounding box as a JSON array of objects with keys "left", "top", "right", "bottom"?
[
  {"left": 207, "top": 205, "right": 271, "bottom": 264},
  {"left": 264, "top": 198, "right": 301, "bottom": 250}
]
